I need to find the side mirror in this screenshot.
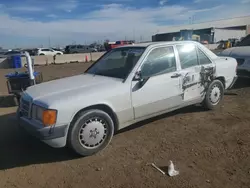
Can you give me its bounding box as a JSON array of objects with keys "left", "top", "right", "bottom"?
[{"left": 133, "top": 71, "right": 142, "bottom": 81}]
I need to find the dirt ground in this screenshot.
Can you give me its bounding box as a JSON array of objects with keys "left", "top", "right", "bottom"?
[{"left": 0, "top": 63, "right": 250, "bottom": 188}]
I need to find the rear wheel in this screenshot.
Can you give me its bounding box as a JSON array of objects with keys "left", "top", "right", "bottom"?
[
  {"left": 202, "top": 80, "right": 224, "bottom": 110},
  {"left": 67, "top": 109, "right": 114, "bottom": 156}
]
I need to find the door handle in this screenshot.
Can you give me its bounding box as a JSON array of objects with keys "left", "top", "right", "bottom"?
[{"left": 171, "top": 73, "right": 181, "bottom": 78}]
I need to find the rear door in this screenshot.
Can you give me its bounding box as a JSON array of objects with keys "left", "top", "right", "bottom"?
[
  {"left": 175, "top": 43, "right": 202, "bottom": 102},
  {"left": 196, "top": 46, "right": 216, "bottom": 95}
]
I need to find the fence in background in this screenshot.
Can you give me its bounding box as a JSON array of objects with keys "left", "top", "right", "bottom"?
[{"left": 0, "top": 52, "right": 105, "bottom": 69}]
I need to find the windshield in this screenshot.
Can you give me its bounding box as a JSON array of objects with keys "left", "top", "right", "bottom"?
[{"left": 86, "top": 47, "right": 146, "bottom": 79}]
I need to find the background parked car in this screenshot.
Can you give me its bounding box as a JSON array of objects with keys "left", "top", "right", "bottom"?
[
  {"left": 65, "top": 45, "right": 97, "bottom": 54},
  {"left": 22, "top": 48, "right": 37, "bottom": 56},
  {"left": 37, "top": 48, "right": 63, "bottom": 56},
  {"left": 219, "top": 46, "right": 250, "bottom": 78},
  {"left": 52, "top": 48, "right": 65, "bottom": 53}
]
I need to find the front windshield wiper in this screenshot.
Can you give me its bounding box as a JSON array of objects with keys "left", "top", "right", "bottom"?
[{"left": 91, "top": 71, "right": 106, "bottom": 77}]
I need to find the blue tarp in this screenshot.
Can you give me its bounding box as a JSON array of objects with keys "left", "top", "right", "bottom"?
[{"left": 5, "top": 71, "right": 39, "bottom": 78}]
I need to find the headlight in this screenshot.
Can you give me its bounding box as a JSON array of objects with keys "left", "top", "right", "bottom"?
[{"left": 32, "top": 104, "right": 57, "bottom": 126}]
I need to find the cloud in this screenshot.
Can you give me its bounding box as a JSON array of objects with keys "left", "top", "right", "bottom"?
[
  {"left": 188, "top": 5, "right": 223, "bottom": 13},
  {"left": 56, "top": 0, "right": 78, "bottom": 12},
  {"left": 193, "top": 0, "right": 202, "bottom": 3},
  {"left": 7, "top": 6, "right": 44, "bottom": 12},
  {"left": 241, "top": 0, "right": 250, "bottom": 3},
  {"left": 46, "top": 14, "right": 58, "bottom": 18},
  {"left": 0, "top": 2, "right": 249, "bottom": 47},
  {"left": 159, "top": 0, "right": 168, "bottom": 5}
]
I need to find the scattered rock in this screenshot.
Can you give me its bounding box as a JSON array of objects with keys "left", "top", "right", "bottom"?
[
  {"left": 237, "top": 139, "right": 244, "bottom": 145},
  {"left": 96, "top": 167, "right": 103, "bottom": 171},
  {"left": 206, "top": 180, "right": 211, "bottom": 183}
]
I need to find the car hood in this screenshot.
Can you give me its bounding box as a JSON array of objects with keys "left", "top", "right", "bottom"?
[
  {"left": 25, "top": 73, "right": 122, "bottom": 101},
  {"left": 220, "top": 46, "right": 250, "bottom": 57}
]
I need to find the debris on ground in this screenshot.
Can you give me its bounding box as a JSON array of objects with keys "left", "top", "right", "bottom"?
[
  {"left": 150, "top": 160, "right": 179, "bottom": 177},
  {"left": 168, "top": 160, "right": 179, "bottom": 177},
  {"left": 151, "top": 163, "right": 165, "bottom": 175}
]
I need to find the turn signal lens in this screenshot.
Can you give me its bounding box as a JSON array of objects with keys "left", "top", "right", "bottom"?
[{"left": 42, "top": 110, "right": 57, "bottom": 126}]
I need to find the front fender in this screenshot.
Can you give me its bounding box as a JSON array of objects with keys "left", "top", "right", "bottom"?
[{"left": 54, "top": 100, "right": 116, "bottom": 126}]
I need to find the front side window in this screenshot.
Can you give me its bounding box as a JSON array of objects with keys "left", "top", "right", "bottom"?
[
  {"left": 176, "top": 44, "right": 199, "bottom": 69},
  {"left": 141, "top": 46, "right": 176, "bottom": 78},
  {"left": 86, "top": 47, "right": 145, "bottom": 79}
]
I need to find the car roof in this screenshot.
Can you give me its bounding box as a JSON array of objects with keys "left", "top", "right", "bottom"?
[
  {"left": 114, "top": 40, "right": 218, "bottom": 60},
  {"left": 117, "top": 41, "right": 201, "bottom": 48}
]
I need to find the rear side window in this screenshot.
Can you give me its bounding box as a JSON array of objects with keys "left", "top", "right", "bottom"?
[
  {"left": 41, "top": 49, "right": 50, "bottom": 51},
  {"left": 197, "top": 48, "right": 212, "bottom": 65},
  {"left": 176, "top": 44, "right": 199, "bottom": 69}
]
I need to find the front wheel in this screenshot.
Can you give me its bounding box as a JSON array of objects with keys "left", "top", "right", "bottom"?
[
  {"left": 67, "top": 109, "right": 114, "bottom": 156},
  {"left": 202, "top": 80, "right": 224, "bottom": 110}
]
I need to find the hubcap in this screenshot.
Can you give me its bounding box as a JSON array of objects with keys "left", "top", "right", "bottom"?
[
  {"left": 209, "top": 84, "right": 221, "bottom": 105},
  {"left": 78, "top": 117, "right": 107, "bottom": 148}
]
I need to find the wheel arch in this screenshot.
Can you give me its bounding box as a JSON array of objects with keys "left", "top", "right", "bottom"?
[
  {"left": 215, "top": 76, "right": 225, "bottom": 89},
  {"left": 70, "top": 104, "right": 119, "bottom": 132}
]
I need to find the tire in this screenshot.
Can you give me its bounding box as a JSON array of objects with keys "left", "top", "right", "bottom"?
[
  {"left": 202, "top": 79, "right": 224, "bottom": 110},
  {"left": 56, "top": 53, "right": 61, "bottom": 55},
  {"left": 67, "top": 109, "right": 114, "bottom": 156},
  {"left": 39, "top": 53, "right": 45, "bottom": 55}
]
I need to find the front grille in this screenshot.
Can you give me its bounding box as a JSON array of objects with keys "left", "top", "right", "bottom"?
[
  {"left": 236, "top": 58, "right": 245, "bottom": 66},
  {"left": 20, "top": 98, "right": 31, "bottom": 118}
]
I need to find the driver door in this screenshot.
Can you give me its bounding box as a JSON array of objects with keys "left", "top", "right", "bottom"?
[{"left": 131, "top": 46, "right": 183, "bottom": 119}]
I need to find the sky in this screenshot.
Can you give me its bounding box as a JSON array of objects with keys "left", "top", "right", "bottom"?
[{"left": 0, "top": 0, "right": 249, "bottom": 48}]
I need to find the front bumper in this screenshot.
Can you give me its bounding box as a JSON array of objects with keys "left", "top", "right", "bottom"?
[
  {"left": 227, "top": 76, "right": 238, "bottom": 90},
  {"left": 18, "top": 115, "right": 68, "bottom": 141}
]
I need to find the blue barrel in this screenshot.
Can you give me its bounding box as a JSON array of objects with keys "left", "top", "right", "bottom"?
[{"left": 12, "top": 55, "right": 22, "bottom": 68}]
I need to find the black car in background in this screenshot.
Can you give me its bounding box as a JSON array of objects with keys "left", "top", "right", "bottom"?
[{"left": 65, "top": 45, "right": 97, "bottom": 54}]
